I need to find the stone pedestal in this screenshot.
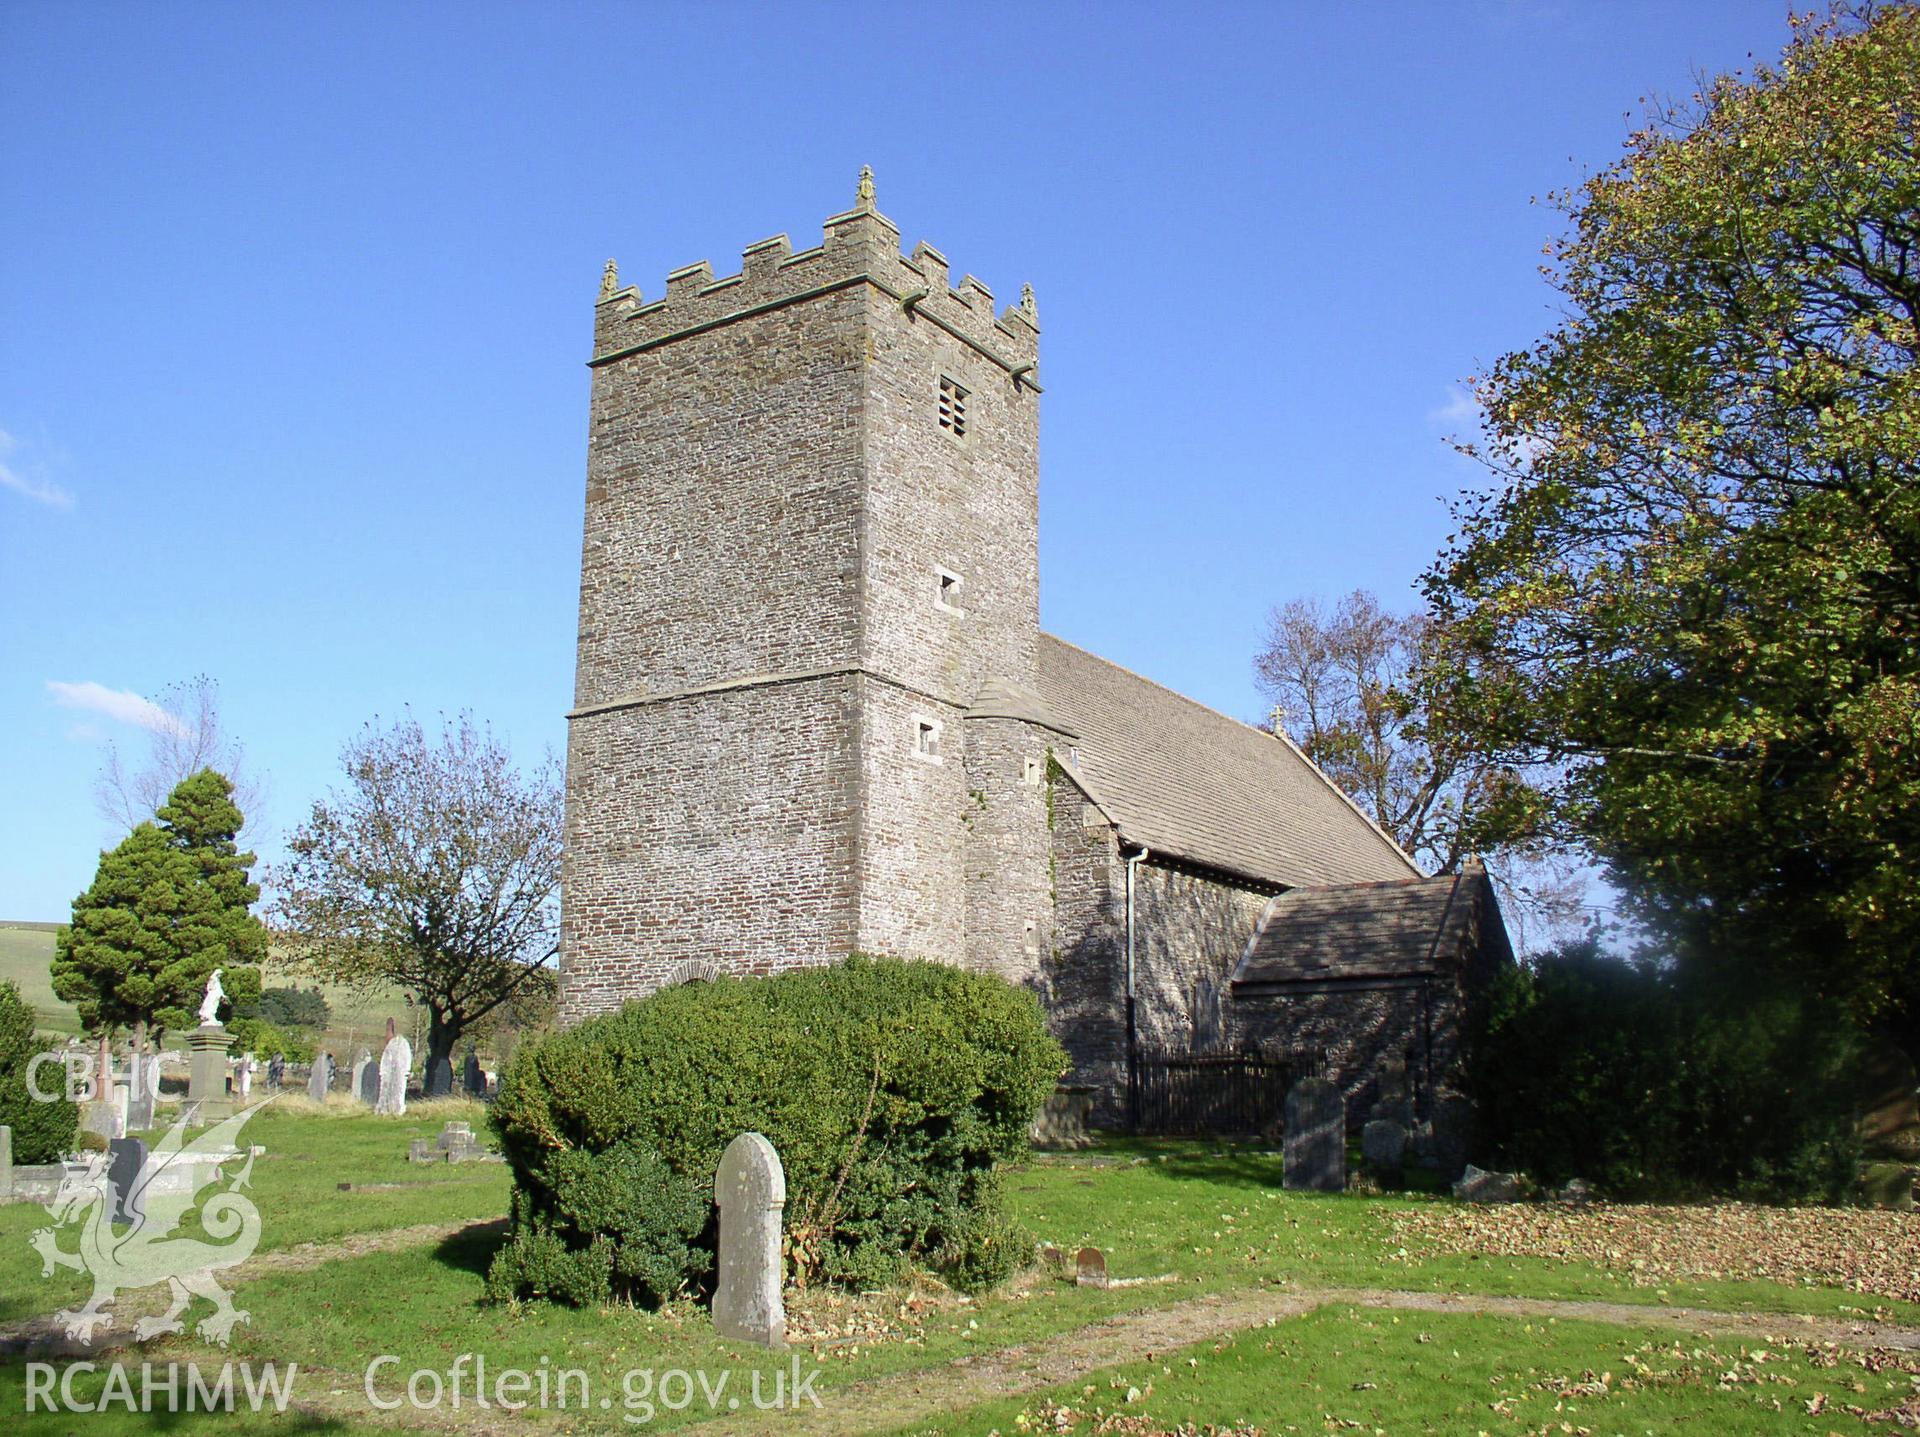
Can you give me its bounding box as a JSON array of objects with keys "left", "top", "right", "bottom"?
[{"left": 186, "top": 1024, "right": 232, "bottom": 1123}]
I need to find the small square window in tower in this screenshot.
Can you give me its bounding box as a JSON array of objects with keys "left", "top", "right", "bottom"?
[
  {"left": 935, "top": 566, "right": 965, "bottom": 615},
  {"left": 913, "top": 718, "right": 943, "bottom": 763},
  {"left": 937, "top": 376, "right": 969, "bottom": 439}
]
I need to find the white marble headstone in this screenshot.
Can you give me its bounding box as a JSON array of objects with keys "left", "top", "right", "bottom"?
[{"left": 376, "top": 1036, "right": 412, "bottom": 1116}]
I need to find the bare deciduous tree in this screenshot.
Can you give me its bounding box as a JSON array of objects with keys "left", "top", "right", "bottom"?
[
  {"left": 1255, "top": 590, "right": 1587, "bottom": 950},
  {"left": 95, "top": 676, "right": 266, "bottom": 838},
  {"left": 271, "top": 712, "right": 562, "bottom": 1081}
]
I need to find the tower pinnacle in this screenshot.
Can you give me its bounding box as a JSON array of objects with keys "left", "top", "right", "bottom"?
[
  {"left": 855, "top": 165, "right": 876, "bottom": 213},
  {"left": 600, "top": 258, "right": 619, "bottom": 300}
]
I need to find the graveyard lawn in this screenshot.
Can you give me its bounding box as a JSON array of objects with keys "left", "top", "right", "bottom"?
[
  {"left": 2, "top": 1124, "right": 1917, "bottom": 1436},
  {"left": 0, "top": 1100, "right": 508, "bottom": 1326},
  {"left": 882, "top": 1304, "right": 1920, "bottom": 1436}
]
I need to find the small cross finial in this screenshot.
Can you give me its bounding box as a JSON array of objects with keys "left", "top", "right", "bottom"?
[
  {"left": 855, "top": 165, "right": 876, "bottom": 212},
  {"left": 600, "top": 258, "right": 619, "bottom": 300}
]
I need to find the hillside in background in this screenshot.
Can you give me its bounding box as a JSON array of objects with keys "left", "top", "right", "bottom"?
[{"left": 0, "top": 921, "right": 424, "bottom": 1056}]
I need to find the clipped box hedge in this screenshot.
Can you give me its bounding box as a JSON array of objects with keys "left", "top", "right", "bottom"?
[{"left": 486, "top": 955, "right": 1065, "bottom": 1306}]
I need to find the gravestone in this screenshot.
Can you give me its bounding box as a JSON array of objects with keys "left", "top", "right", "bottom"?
[
  {"left": 376, "top": 1032, "right": 411, "bottom": 1116},
  {"left": 1373, "top": 1054, "right": 1413, "bottom": 1127},
  {"left": 1454, "top": 1165, "right": 1521, "bottom": 1203},
  {"left": 267, "top": 1054, "right": 285, "bottom": 1090},
  {"left": 107, "top": 1136, "right": 148, "bottom": 1227},
  {"left": 1038, "top": 1243, "right": 1065, "bottom": 1273},
  {"left": 85, "top": 1086, "right": 127, "bottom": 1141},
  {"left": 1362, "top": 1118, "right": 1407, "bottom": 1181},
  {"left": 358, "top": 1058, "right": 379, "bottom": 1105},
  {"left": 463, "top": 1052, "right": 485, "bottom": 1098},
  {"left": 349, "top": 1050, "right": 373, "bottom": 1106},
  {"left": 426, "top": 1056, "right": 454, "bottom": 1099},
  {"left": 1075, "top": 1246, "right": 1108, "bottom": 1288},
  {"left": 307, "top": 1052, "right": 332, "bottom": 1104},
  {"left": 1859, "top": 1042, "right": 1920, "bottom": 1159},
  {"left": 408, "top": 1139, "right": 432, "bottom": 1163},
  {"left": 713, "top": 1132, "right": 786, "bottom": 1349},
  {"left": 235, "top": 1054, "right": 252, "bottom": 1101},
  {"left": 1425, "top": 1092, "right": 1474, "bottom": 1180},
  {"left": 126, "top": 1053, "right": 159, "bottom": 1131},
  {"left": 0, "top": 1124, "right": 12, "bottom": 1203},
  {"left": 1031, "top": 1085, "right": 1095, "bottom": 1150},
  {"left": 1283, "top": 1076, "right": 1346, "bottom": 1193}
]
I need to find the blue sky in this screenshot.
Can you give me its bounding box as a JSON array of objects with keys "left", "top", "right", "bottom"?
[{"left": 1, "top": 1, "right": 1794, "bottom": 920}]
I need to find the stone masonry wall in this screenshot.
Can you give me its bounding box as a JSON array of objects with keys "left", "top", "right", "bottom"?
[
  {"left": 1226, "top": 977, "right": 1465, "bottom": 1128},
  {"left": 575, "top": 287, "right": 866, "bottom": 708},
  {"left": 860, "top": 277, "right": 1040, "bottom": 710},
  {"left": 961, "top": 716, "right": 1053, "bottom": 987},
  {"left": 850, "top": 675, "right": 967, "bottom": 963},
  {"left": 1128, "top": 861, "right": 1273, "bottom": 1055},
  {"left": 1042, "top": 764, "right": 1126, "bottom": 1123},
  {"left": 560, "top": 675, "right": 859, "bottom": 1025}
]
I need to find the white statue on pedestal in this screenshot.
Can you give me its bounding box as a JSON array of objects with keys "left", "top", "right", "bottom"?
[{"left": 198, "top": 968, "right": 225, "bottom": 1027}]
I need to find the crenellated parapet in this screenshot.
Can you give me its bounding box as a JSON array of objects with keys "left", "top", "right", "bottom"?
[{"left": 592, "top": 169, "right": 1039, "bottom": 385}]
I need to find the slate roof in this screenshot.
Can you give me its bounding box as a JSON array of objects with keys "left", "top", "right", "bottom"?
[
  {"left": 1229, "top": 874, "right": 1473, "bottom": 987},
  {"left": 1036, "top": 634, "right": 1418, "bottom": 889}
]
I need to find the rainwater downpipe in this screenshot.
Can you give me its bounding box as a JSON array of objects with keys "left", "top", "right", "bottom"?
[{"left": 1124, "top": 845, "right": 1150, "bottom": 1131}]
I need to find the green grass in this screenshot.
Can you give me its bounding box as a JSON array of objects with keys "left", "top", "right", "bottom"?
[
  {"left": 2, "top": 1125, "right": 1914, "bottom": 1435},
  {"left": 888, "top": 1303, "right": 1913, "bottom": 1435},
  {"left": 0, "top": 1100, "right": 510, "bottom": 1324},
  {"left": 0, "top": 924, "right": 81, "bottom": 1035},
  {"left": 1011, "top": 1143, "right": 1920, "bottom": 1323}
]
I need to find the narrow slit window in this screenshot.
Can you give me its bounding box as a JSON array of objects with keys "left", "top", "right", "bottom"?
[
  {"left": 936, "top": 566, "right": 964, "bottom": 614},
  {"left": 938, "top": 376, "right": 968, "bottom": 439}
]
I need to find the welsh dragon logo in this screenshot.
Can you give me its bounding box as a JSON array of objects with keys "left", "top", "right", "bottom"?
[{"left": 30, "top": 1099, "right": 270, "bottom": 1346}]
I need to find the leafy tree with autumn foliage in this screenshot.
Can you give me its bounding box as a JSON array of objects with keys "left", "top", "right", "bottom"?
[
  {"left": 1425, "top": 7, "right": 1920, "bottom": 1039},
  {"left": 273, "top": 713, "right": 561, "bottom": 1083}
]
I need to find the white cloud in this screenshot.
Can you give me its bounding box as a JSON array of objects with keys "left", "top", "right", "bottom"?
[
  {"left": 46, "top": 681, "right": 192, "bottom": 738},
  {"left": 0, "top": 427, "right": 75, "bottom": 509},
  {"left": 1427, "top": 385, "right": 1482, "bottom": 430}
]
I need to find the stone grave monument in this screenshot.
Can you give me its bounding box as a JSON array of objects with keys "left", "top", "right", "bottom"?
[
  {"left": 376, "top": 1020, "right": 411, "bottom": 1116},
  {"left": 187, "top": 969, "right": 234, "bottom": 1123},
  {"left": 306, "top": 1051, "right": 333, "bottom": 1104},
  {"left": 1283, "top": 1075, "right": 1346, "bottom": 1193},
  {"left": 713, "top": 1132, "right": 786, "bottom": 1348},
  {"left": 107, "top": 1136, "right": 148, "bottom": 1227}
]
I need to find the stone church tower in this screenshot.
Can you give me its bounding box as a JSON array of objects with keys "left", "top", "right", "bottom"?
[{"left": 561, "top": 172, "right": 1064, "bottom": 1023}]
